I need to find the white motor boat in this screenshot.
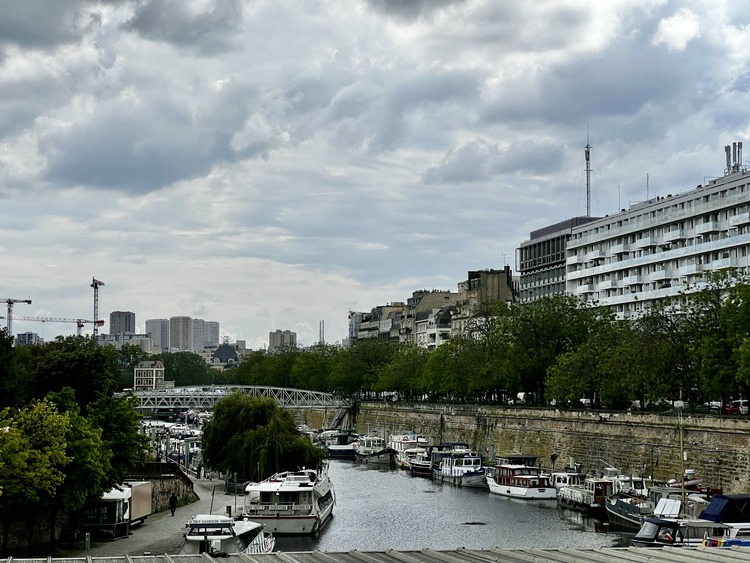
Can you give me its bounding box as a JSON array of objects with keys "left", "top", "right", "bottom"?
[
  {"left": 179, "top": 514, "right": 275, "bottom": 555},
  {"left": 486, "top": 455, "right": 556, "bottom": 500},
  {"left": 241, "top": 461, "right": 335, "bottom": 535}
]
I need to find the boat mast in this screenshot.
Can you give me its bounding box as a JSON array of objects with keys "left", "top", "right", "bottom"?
[{"left": 679, "top": 408, "right": 685, "bottom": 509}]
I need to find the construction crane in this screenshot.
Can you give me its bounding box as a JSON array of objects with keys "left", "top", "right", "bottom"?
[
  {"left": 9, "top": 316, "right": 105, "bottom": 337},
  {"left": 91, "top": 277, "right": 105, "bottom": 336},
  {"left": 1, "top": 298, "right": 32, "bottom": 335}
]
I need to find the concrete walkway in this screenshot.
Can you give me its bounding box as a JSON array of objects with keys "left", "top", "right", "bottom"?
[{"left": 72, "top": 477, "right": 246, "bottom": 557}]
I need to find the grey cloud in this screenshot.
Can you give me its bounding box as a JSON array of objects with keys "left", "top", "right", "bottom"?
[
  {"left": 481, "top": 31, "right": 720, "bottom": 130},
  {"left": 423, "top": 138, "right": 564, "bottom": 184},
  {"left": 365, "top": 0, "right": 464, "bottom": 22},
  {"left": 0, "top": 0, "right": 99, "bottom": 48},
  {"left": 324, "top": 69, "right": 480, "bottom": 153},
  {"left": 40, "top": 79, "right": 283, "bottom": 192},
  {"left": 121, "top": 0, "right": 243, "bottom": 54}
]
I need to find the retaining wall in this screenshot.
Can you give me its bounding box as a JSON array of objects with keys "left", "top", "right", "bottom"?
[{"left": 300, "top": 403, "right": 750, "bottom": 493}]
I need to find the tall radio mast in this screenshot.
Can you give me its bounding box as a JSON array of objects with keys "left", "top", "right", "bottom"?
[{"left": 585, "top": 133, "right": 592, "bottom": 217}]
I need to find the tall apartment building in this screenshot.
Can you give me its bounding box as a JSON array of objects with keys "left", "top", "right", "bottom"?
[
  {"left": 517, "top": 217, "right": 598, "bottom": 302},
  {"left": 170, "top": 316, "right": 193, "bottom": 351},
  {"left": 109, "top": 311, "right": 136, "bottom": 334},
  {"left": 566, "top": 142, "right": 750, "bottom": 319},
  {"left": 205, "top": 321, "right": 220, "bottom": 347},
  {"left": 192, "top": 318, "right": 205, "bottom": 350},
  {"left": 268, "top": 329, "right": 297, "bottom": 352},
  {"left": 145, "top": 318, "right": 170, "bottom": 349}
]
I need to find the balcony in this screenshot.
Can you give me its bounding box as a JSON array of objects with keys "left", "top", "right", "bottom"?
[
  {"left": 649, "top": 269, "right": 672, "bottom": 281},
  {"left": 730, "top": 212, "right": 750, "bottom": 228},
  {"left": 679, "top": 263, "right": 703, "bottom": 275},
  {"left": 635, "top": 236, "right": 656, "bottom": 248},
  {"left": 585, "top": 249, "right": 605, "bottom": 262},
  {"left": 566, "top": 254, "right": 584, "bottom": 265},
  {"left": 610, "top": 243, "right": 630, "bottom": 255},
  {"left": 574, "top": 284, "right": 594, "bottom": 295},
  {"left": 622, "top": 275, "right": 643, "bottom": 286},
  {"left": 713, "top": 257, "right": 737, "bottom": 270},
  {"left": 598, "top": 279, "right": 618, "bottom": 290},
  {"left": 695, "top": 221, "right": 720, "bottom": 236},
  {"left": 663, "top": 229, "right": 686, "bottom": 242}
]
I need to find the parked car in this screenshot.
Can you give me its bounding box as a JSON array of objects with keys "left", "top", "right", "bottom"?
[
  {"left": 724, "top": 403, "right": 741, "bottom": 415},
  {"left": 704, "top": 401, "right": 722, "bottom": 413}
]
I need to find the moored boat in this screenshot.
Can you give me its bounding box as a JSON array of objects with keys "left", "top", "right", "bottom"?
[
  {"left": 241, "top": 461, "right": 335, "bottom": 535},
  {"left": 316, "top": 429, "right": 359, "bottom": 459},
  {"left": 354, "top": 435, "right": 397, "bottom": 468},
  {"left": 179, "top": 514, "right": 275, "bottom": 555},
  {"left": 388, "top": 432, "right": 429, "bottom": 469},
  {"left": 631, "top": 516, "right": 730, "bottom": 547},
  {"left": 606, "top": 470, "right": 721, "bottom": 532},
  {"left": 486, "top": 454, "right": 556, "bottom": 500},
  {"left": 432, "top": 449, "right": 487, "bottom": 488}
]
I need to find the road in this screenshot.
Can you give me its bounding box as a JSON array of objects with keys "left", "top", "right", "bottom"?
[{"left": 72, "top": 476, "right": 245, "bottom": 557}]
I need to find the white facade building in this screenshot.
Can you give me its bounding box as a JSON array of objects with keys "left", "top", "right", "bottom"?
[{"left": 566, "top": 143, "right": 750, "bottom": 319}]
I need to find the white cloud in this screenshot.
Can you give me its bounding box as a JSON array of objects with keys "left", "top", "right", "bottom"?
[{"left": 652, "top": 8, "right": 702, "bottom": 51}]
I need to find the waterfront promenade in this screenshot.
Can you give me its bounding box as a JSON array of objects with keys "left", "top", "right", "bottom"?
[{"left": 72, "top": 476, "right": 241, "bottom": 557}]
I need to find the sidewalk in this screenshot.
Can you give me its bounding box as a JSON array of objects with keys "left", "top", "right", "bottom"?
[{"left": 72, "top": 477, "right": 247, "bottom": 557}]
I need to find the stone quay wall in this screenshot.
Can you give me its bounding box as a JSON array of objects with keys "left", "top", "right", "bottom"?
[{"left": 300, "top": 403, "right": 750, "bottom": 493}]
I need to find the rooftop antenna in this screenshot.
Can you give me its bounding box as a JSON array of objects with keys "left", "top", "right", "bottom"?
[
  {"left": 584, "top": 130, "right": 591, "bottom": 217},
  {"left": 647, "top": 173, "right": 649, "bottom": 201},
  {"left": 319, "top": 320, "right": 325, "bottom": 345}
]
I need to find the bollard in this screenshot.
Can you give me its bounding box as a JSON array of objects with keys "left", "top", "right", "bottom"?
[
  {"left": 85, "top": 532, "right": 90, "bottom": 551},
  {"left": 226, "top": 505, "right": 231, "bottom": 517}
]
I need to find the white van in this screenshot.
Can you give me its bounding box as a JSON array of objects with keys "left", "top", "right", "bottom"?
[{"left": 731, "top": 399, "right": 749, "bottom": 415}]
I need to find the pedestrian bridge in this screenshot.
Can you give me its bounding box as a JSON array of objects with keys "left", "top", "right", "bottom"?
[{"left": 129, "top": 385, "right": 348, "bottom": 412}]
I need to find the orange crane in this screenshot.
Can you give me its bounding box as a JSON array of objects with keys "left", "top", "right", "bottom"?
[
  {"left": 1, "top": 298, "right": 32, "bottom": 335},
  {"left": 9, "top": 316, "right": 105, "bottom": 337}
]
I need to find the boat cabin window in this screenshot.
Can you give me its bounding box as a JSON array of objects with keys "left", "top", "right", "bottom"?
[{"left": 635, "top": 521, "right": 660, "bottom": 540}]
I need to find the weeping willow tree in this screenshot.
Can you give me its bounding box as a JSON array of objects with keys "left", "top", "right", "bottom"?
[{"left": 200, "top": 393, "right": 324, "bottom": 481}]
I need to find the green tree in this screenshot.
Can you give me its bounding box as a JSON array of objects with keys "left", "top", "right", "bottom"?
[
  {"left": 0, "top": 400, "right": 70, "bottom": 553},
  {"left": 115, "top": 344, "right": 150, "bottom": 389},
  {"left": 87, "top": 394, "right": 150, "bottom": 487},
  {"left": 46, "top": 388, "right": 110, "bottom": 551},
  {"left": 500, "top": 295, "right": 612, "bottom": 403},
  {"left": 159, "top": 351, "right": 214, "bottom": 386},
  {"left": 0, "top": 329, "right": 24, "bottom": 409},
  {"left": 23, "top": 336, "right": 118, "bottom": 408},
  {"left": 290, "top": 351, "right": 331, "bottom": 392},
  {"left": 377, "top": 345, "right": 430, "bottom": 400},
  {"left": 201, "top": 394, "right": 324, "bottom": 480}
]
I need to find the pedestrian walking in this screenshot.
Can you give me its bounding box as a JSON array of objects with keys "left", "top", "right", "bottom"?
[{"left": 169, "top": 492, "right": 178, "bottom": 516}]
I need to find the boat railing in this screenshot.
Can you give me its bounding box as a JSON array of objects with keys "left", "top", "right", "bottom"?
[{"left": 245, "top": 504, "right": 313, "bottom": 515}]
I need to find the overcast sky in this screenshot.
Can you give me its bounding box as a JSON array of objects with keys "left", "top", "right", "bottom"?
[{"left": 1, "top": 1, "right": 749, "bottom": 348}]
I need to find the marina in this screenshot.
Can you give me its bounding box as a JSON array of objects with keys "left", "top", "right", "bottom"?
[{"left": 274, "top": 459, "right": 625, "bottom": 552}]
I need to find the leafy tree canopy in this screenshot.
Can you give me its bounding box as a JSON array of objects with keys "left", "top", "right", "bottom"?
[{"left": 201, "top": 394, "right": 324, "bottom": 481}]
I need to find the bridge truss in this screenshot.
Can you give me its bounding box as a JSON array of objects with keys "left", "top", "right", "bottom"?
[{"left": 131, "top": 385, "right": 347, "bottom": 412}]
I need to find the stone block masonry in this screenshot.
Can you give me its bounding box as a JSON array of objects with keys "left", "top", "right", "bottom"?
[{"left": 305, "top": 403, "right": 750, "bottom": 493}]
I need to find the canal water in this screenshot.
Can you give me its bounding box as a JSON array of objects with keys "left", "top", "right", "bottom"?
[{"left": 275, "top": 460, "right": 633, "bottom": 552}]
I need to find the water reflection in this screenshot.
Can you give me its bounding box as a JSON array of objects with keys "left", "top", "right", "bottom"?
[{"left": 274, "top": 461, "right": 626, "bottom": 552}]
